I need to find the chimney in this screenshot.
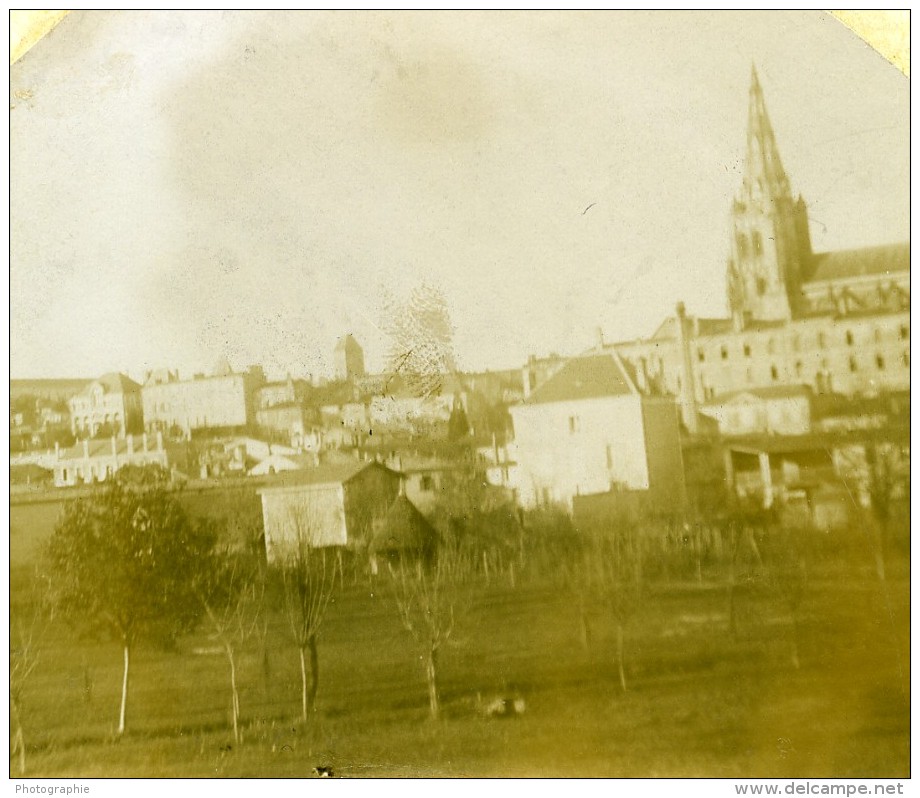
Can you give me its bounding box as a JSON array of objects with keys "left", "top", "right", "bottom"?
[
  {"left": 54, "top": 441, "right": 60, "bottom": 459},
  {"left": 522, "top": 366, "right": 531, "bottom": 399},
  {"left": 142, "top": 432, "right": 148, "bottom": 452},
  {"left": 675, "top": 302, "right": 700, "bottom": 434},
  {"left": 156, "top": 430, "right": 164, "bottom": 451}
]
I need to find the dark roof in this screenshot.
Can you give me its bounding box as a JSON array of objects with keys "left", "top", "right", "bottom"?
[
  {"left": 370, "top": 494, "right": 438, "bottom": 553},
  {"left": 259, "top": 460, "right": 398, "bottom": 490},
  {"left": 706, "top": 384, "right": 813, "bottom": 404},
  {"left": 805, "top": 243, "right": 909, "bottom": 284},
  {"left": 650, "top": 316, "right": 735, "bottom": 341},
  {"left": 76, "top": 372, "right": 141, "bottom": 396},
  {"left": 523, "top": 354, "right": 635, "bottom": 405},
  {"left": 60, "top": 434, "right": 161, "bottom": 460},
  {"left": 334, "top": 334, "right": 363, "bottom": 353}
]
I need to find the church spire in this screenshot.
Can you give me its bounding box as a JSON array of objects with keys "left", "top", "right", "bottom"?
[{"left": 742, "top": 66, "right": 791, "bottom": 203}]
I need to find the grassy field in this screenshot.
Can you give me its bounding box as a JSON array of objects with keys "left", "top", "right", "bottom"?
[{"left": 10, "top": 507, "right": 910, "bottom": 778}]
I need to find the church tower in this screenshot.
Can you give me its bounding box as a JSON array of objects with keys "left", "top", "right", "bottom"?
[{"left": 727, "top": 68, "right": 811, "bottom": 328}]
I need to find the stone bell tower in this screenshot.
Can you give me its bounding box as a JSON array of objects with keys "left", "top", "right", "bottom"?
[{"left": 727, "top": 68, "right": 812, "bottom": 329}]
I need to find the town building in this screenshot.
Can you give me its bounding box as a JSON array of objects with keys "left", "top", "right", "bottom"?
[
  {"left": 52, "top": 432, "right": 168, "bottom": 488},
  {"left": 141, "top": 359, "right": 265, "bottom": 436},
  {"left": 509, "top": 352, "right": 686, "bottom": 510},
  {"left": 258, "top": 460, "right": 401, "bottom": 561},
  {"left": 596, "top": 69, "right": 909, "bottom": 432},
  {"left": 333, "top": 334, "right": 366, "bottom": 381},
  {"left": 68, "top": 373, "right": 143, "bottom": 438}
]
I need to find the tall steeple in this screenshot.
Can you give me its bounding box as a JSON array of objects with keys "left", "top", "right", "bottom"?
[
  {"left": 742, "top": 66, "right": 791, "bottom": 204},
  {"left": 727, "top": 67, "right": 811, "bottom": 327}
]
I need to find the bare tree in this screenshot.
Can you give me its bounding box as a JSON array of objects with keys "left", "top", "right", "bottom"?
[
  {"left": 10, "top": 575, "right": 48, "bottom": 776},
  {"left": 388, "top": 540, "right": 472, "bottom": 720},
  {"left": 276, "top": 499, "right": 338, "bottom": 723},
  {"left": 579, "top": 523, "right": 643, "bottom": 692},
  {"left": 197, "top": 550, "right": 265, "bottom": 744}
]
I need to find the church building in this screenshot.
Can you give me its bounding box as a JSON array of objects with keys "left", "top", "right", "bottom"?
[{"left": 602, "top": 68, "right": 909, "bottom": 433}]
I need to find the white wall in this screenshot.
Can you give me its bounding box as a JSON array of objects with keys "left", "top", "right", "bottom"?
[
  {"left": 510, "top": 395, "right": 649, "bottom": 509},
  {"left": 260, "top": 484, "right": 348, "bottom": 561}
]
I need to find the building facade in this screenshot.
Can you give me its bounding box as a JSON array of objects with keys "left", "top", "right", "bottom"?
[
  {"left": 142, "top": 361, "right": 265, "bottom": 435},
  {"left": 53, "top": 432, "right": 168, "bottom": 487},
  {"left": 509, "top": 353, "right": 686, "bottom": 510},
  {"left": 68, "top": 373, "right": 143, "bottom": 438}
]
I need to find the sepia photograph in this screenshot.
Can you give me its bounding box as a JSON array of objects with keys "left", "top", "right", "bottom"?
[{"left": 9, "top": 10, "right": 910, "bottom": 781}]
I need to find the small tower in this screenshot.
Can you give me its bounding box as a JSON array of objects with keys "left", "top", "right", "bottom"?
[
  {"left": 727, "top": 67, "right": 812, "bottom": 328},
  {"left": 334, "top": 334, "right": 366, "bottom": 381}
]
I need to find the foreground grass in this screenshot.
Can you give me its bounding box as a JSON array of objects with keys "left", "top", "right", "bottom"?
[{"left": 11, "top": 550, "right": 909, "bottom": 778}]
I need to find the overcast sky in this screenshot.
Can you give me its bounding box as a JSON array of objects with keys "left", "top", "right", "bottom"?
[{"left": 10, "top": 11, "right": 909, "bottom": 381}]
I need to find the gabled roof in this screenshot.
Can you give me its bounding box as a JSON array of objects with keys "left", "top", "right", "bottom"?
[
  {"left": 78, "top": 372, "right": 141, "bottom": 396},
  {"left": 370, "top": 494, "right": 438, "bottom": 553},
  {"left": 705, "top": 384, "right": 813, "bottom": 405},
  {"left": 522, "top": 354, "right": 636, "bottom": 405},
  {"left": 649, "top": 315, "right": 734, "bottom": 341},
  {"left": 258, "top": 460, "right": 399, "bottom": 490},
  {"left": 805, "top": 243, "right": 909, "bottom": 284}
]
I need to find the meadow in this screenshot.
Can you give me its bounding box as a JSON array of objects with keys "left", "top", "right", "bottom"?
[{"left": 9, "top": 497, "right": 910, "bottom": 778}]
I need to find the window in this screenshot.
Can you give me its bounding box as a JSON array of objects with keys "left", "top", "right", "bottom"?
[
  {"left": 902, "top": 350, "right": 910, "bottom": 368},
  {"left": 876, "top": 354, "right": 885, "bottom": 371},
  {"left": 61, "top": 468, "right": 68, "bottom": 482},
  {"left": 736, "top": 233, "right": 748, "bottom": 257},
  {"left": 419, "top": 475, "right": 434, "bottom": 492},
  {"left": 756, "top": 276, "right": 767, "bottom": 296},
  {"left": 697, "top": 348, "right": 705, "bottom": 363},
  {"left": 745, "top": 367, "right": 753, "bottom": 384},
  {"left": 794, "top": 360, "right": 803, "bottom": 378},
  {"left": 845, "top": 330, "right": 854, "bottom": 346},
  {"left": 873, "top": 328, "right": 882, "bottom": 344},
  {"left": 849, "top": 356, "right": 858, "bottom": 373},
  {"left": 568, "top": 416, "right": 580, "bottom": 434},
  {"left": 720, "top": 345, "right": 729, "bottom": 361},
  {"left": 606, "top": 445, "right": 614, "bottom": 470},
  {"left": 899, "top": 324, "right": 909, "bottom": 341},
  {"left": 770, "top": 365, "right": 779, "bottom": 381},
  {"left": 743, "top": 343, "right": 752, "bottom": 358},
  {"left": 817, "top": 332, "right": 826, "bottom": 348}
]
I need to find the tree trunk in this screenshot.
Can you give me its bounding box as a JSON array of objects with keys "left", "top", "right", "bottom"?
[
  {"left": 426, "top": 647, "right": 440, "bottom": 720},
  {"left": 226, "top": 643, "right": 241, "bottom": 744},
  {"left": 299, "top": 645, "right": 308, "bottom": 723},
  {"left": 10, "top": 693, "right": 26, "bottom": 775},
  {"left": 118, "top": 643, "right": 130, "bottom": 736},
  {"left": 307, "top": 634, "right": 319, "bottom": 717},
  {"left": 789, "top": 607, "right": 801, "bottom": 670},
  {"left": 616, "top": 621, "right": 627, "bottom": 692}
]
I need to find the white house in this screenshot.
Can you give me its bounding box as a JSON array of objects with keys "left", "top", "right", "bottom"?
[
  {"left": 699, "top": 385, "right": 813, "bottom": 437},
  {"left": 509, "top": 353, "right": 685, "bottom": 510}
]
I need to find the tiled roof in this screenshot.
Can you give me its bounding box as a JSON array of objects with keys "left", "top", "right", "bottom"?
[
  {"left": 77, "top": 372, "right": 141, "bottom": 396},
  {"left": 805, "top": 243, "right": 909, "bottom": 284},
  {"left": 523, "top": 354, "right": 635, "bottom": 405},
  {"left": 706, "top": 384, "right": 813, "bottom": 405},
  {"left": 59, "top": 434, "right": 157, "bottom": 460},
  {"left": 258, "top": 460, "right": 397, "bottom": 490}
]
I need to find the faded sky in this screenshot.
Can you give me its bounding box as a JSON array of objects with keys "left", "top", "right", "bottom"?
[{"left": 10, "top": 11, "right": 909, "bottom": 381}]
